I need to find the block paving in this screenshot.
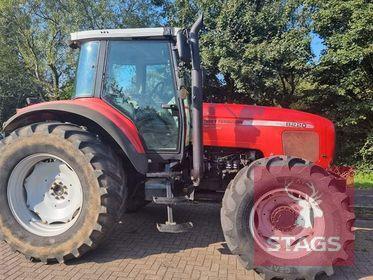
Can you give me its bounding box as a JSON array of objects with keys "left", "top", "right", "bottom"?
[{"left": 0, "top": 202, "right": 372, "bottom": 280}]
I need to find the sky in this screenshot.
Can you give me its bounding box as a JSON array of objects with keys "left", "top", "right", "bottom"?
[{"left": 310, "top": 32, "right": 326, "bottom": 61}]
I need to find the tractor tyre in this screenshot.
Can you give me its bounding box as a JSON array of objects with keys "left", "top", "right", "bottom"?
[
  {"left": 0, "top": 122, "right": 127, "bottom": 263},
  {"left": 221, "top": 156, "right": 355, "bottom": 280}
]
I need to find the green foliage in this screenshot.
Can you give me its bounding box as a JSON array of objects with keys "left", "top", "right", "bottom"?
[
  {"left": 359, "top": 132, "right": 373, "bottom": 170},
  {"left": 0, "top": 5, "right": 39, "bottom": 124},
  {"left": 0, "top": 0, "right": 169, "bottom": 123},
  {"left": 210, "top": 0, "right": 313, "bottom": 107},
  {"left": 305, "top": 0, "right": 373, "bottom": 165},
  {"left": 355, "top": 171, "right": 373, "bottom": 189}
]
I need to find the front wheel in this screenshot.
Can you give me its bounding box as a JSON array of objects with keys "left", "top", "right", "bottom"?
[
  {"left": 221, "top": 156, "right": 355, "bottom": 280},
  {"left": 0, "top": 122, "right": 126, "bottom": 262}
]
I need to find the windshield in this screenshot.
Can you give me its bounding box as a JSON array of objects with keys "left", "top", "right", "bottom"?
[{"left": 102, "top": 40, "right": 179, "bottom": 151}]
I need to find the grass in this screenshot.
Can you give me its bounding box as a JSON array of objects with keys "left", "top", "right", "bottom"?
[{"left": 355, "top": 171, "right": 373, "bottom": 189}]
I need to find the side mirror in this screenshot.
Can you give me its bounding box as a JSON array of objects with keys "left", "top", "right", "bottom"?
[
  {"left": 26, "top": 97, "right": 43, "bottom": 106},
  {"left": 176, "top": 30, "right": 191, "bottom": 63},
  {"left": 67, "top": 39, "right": 80, "bottom": 49}
]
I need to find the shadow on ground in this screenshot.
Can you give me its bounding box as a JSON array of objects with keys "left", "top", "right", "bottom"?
[{"left": 69, "top": 202, "right": 229, "bottom": 264}]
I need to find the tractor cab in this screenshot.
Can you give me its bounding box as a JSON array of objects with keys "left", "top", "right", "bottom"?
[
  {"left": 69, "top": 17, "right": 204, "bottom": 233},
  {"left": 70, "top": 18, "right": 203, "bottom": 186},
  {"left": 73, "top": 31, "right": 181, "bottom": 152}
]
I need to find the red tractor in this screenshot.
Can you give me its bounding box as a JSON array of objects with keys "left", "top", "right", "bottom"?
[{"left": 0, "top": 16, "right": 354, "bottom": 279}]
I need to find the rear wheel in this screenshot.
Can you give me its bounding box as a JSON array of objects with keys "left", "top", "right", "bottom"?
[
  {"left": 0, "top": 122, "right": 126, "bottom": 262},
  {"left": 221, "top": 156, "right": 355, "bottom": 280}
]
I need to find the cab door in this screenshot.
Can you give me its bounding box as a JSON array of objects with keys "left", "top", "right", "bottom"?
[{"left": 102, "top": 40, "right": 181, "bottom": 153}]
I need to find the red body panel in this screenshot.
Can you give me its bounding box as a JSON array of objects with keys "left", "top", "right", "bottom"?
[
  {"left": 16, "top": 98, "right": 145, "bottom": 153},
  {"left": 203, "top": 103, "right": 335, "bottom": 168},
  {"left": 11, "top": 98, "right": 335, "bottom": 169}
]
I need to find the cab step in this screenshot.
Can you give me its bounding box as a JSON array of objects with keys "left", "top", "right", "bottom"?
[
  {"left": 155, "top": 180, "right": 193, "bottom": 233},
  {"left": 157, "top": 221, "right": 193, "bottom": 233},
  {"left": 153, "top": 196, "right": 189, "bottom": 205}
]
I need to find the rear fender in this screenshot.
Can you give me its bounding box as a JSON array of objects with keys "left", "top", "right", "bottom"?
[{"left": 2, "top": 98, "right": 148, "bottom": 174}]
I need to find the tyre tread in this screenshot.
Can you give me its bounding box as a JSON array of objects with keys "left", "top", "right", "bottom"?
[
  {"left": 1, "top": 122, "right": 126, "bottom": 262},
  {"left": 221, "top": 155, "right": 354, "bottom": 280}
]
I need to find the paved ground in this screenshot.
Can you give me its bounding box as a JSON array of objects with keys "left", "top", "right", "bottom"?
[
  {"left": 0, "top": 202, "right": 372, "bottom": 280},
  {"left": 355, "top": 190, "right": 373, "bottom": 219}
]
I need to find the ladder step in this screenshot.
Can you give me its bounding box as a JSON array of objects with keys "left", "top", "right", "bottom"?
[{"left": 153, "top": 196, "right": 189, "bottom": 205}]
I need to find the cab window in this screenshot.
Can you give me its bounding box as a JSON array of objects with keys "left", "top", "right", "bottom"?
[{"left": 75, "top": 41, "right": 99, "bottom": 98}]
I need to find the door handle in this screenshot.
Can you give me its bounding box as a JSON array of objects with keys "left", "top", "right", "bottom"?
[{"left": 161, "top": 104, "right": 179, "bottom": 111}]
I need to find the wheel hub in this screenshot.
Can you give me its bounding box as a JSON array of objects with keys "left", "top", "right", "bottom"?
[
  {"left": 24, "top": 160, "right": 81, "bottom": 225},
  {"left": 7, "top": 154, "right": 83, "bottom": 236},
  {"left": 270, "top": 205, "right": 298, "bottom": 232},
  {"left": 50, "top": 181, "right": 68, "bottom": 199}
]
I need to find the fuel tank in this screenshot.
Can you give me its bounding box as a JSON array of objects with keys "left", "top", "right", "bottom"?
[{"left": 203, "top": 103, "right": 335, "bottom": 168}]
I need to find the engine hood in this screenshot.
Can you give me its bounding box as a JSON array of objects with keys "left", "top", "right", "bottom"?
[{"left": 202, "top": 103, "right": 335, "bottom": 168}]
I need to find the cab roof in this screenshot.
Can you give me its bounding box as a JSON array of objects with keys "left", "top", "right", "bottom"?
[{"left": 70, "top": 27, "right": 181, "bottom": 42}]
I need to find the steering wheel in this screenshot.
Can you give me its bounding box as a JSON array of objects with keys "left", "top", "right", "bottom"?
[{"left": 150, "top": 81, "right": 165, "bottom": 100}]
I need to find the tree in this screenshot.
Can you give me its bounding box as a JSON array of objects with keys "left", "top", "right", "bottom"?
[
  {"left": 0, "top": 1, "right": 39, "bottom": 124},
  {"left": 0, "top": 0, "right": 169, "bottom": 122},
  {"left": 306, "top": 0, "right": 373, "bottom": 166},
  {"left": 170, "top": 0, "right": 314, "bottom": 106},
  {"left": 169, "top": 0, "right": 372, "bottom": 167},
  {"left": 213, "top": 0, "right": 314, "bottom": 106}
]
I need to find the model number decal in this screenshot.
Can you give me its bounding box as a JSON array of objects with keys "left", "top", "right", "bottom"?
[
  {"left": 242, "top": 120, "right": 314, "bottom": 129},
  {"left": 285, "top": 122, "right": 314, "bottom": 129}
]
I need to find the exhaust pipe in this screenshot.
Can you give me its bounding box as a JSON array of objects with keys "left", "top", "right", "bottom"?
[{"left": 189, "top": 14, "right": 204, "bottom": 186}]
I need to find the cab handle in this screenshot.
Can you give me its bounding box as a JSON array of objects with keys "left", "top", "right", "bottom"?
[{"left": 161, "top": 104, "right": 179, "bottom": 111}]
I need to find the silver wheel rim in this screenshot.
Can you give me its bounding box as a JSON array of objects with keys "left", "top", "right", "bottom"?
[{"left": 7, "top": 153, "right": 83, "bottom": 237}]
